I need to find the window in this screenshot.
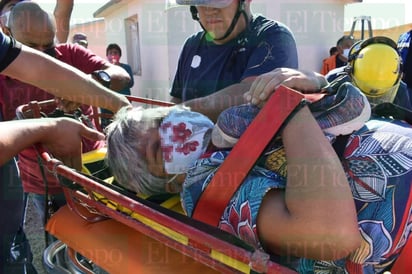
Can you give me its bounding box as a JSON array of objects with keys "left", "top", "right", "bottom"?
[{"left": 125, "top": 15, "right": 142, "bottom": 76}]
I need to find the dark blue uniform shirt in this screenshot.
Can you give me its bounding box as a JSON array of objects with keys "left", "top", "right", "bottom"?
[{"left": 171, "top": 15, "right": 298, "bottom": 101}]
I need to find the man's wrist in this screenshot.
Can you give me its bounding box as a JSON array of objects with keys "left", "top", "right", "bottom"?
[{"left": 91, "top": 70, "right": 111, "bottom": 88}]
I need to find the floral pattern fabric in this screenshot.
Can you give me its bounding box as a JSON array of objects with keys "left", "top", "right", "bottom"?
[{"left": 181, "top": 117, "right": 412, "bottom": 273}]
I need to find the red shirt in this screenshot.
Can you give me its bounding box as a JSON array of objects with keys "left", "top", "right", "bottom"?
[{"left": 0, "top": 43, "right": 106, "bottom": 194}]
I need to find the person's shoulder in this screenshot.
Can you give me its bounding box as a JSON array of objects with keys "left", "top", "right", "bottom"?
[
  {"left": 398, "top": 30, "right": 412, "bottom": 40},
  {"left": 179, "top": 32, "right": 205, "bottom": 55},
  {"left": 250, "top": 15, "right": 293, "bottom": 36},
  {"left": 56, "top": 43, "right": 99, "bottom": 59},
  {"left": 251, "top": 15, "right": 275, "bottom": 29},
  {"left": 120, "top": 63, "right": 132, "bottom": 70},
  {"left": 183, "top": 32, "right": 204, "bottom": 45},
  {"left": 55, "top": 43, "right": 105, "bottom": 69},
  {"left": 402, "top": 29, "right": 412, "bottom": 36},
  {"left": 323, "top": 54, "right": 335, "bottom": 62},
  {"left": 54, "top": 43, "right": 79, "bottom": 55},
  {"left": 54, "top": 43, "right": 78, "bottom": 61},
  {"left": 56, "top": 42, "right": 87, "bottom": 52},
  {"left": 55, "top": 43, "right": 73, "bottom": 50}
]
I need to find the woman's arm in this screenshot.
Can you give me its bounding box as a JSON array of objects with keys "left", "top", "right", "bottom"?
[{"left": 257, "top": 106, "right": 361, "bottom": 260}]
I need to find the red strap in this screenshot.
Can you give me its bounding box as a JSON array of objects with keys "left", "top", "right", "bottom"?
[
  {"left": 391, "top": 236, "right": 412, "bottom": 273},
  {"left": 390, "top": 181, "right": 412, "bottom": 273},
  {"left": 192, "top": 85, "right": 305, "bottom": 226}
]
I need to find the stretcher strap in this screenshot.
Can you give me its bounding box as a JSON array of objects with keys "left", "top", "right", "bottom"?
[
  {"left": 192, "top": 85, "right": 305, "bottom": 226},
  {"left": 390, "top": 179, "right": 412, "bottom": 273},
  {"left": 391, "top": 236, "right": 412, "bottom": 273}
]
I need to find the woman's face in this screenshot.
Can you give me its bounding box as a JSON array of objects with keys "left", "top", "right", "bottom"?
[
  {"left": 137, "top": 127, "right": 167, "bottom": 179},
  {"left": 197, "top": 0, "right": 247, "bottom": 44},
  {"left": 135, "top": 108, "right": 213, "bottom": 193},
  {"left": 137, "top": 126, "right": 183, "bottom": 193}
]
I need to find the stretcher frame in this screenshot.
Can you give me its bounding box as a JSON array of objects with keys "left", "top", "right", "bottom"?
[
  {"left": 16, "top": 89, "right": 412, "bottom": 273},
  {"left": 16, "top": 92, "right": 303, "bottom": 274}
]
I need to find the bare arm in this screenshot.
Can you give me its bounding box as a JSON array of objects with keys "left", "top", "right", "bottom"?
[
  {"left": 180, "top": 79, "right": 253, "bottom": 122},
  {"left": 257, "top": 106, "right": 360, "bottom": 260},
  {"left": 3, "top": 45, "right": 131, "bottom": 112},
  {"left": 0, "top": 118, "right": 104, "bottom": 169},
  {"left": 177, "top": 68, "right": 328, "bottom": 122},
  {"left": 54, "top": 0, "right": 74, "bottom": 43}
]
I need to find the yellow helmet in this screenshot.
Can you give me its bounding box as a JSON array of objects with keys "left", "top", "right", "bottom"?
[{"left": 347, "top": 36, "right": 402, "bottom": 106}]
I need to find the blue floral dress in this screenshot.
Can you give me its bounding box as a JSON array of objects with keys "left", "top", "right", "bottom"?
[{"left": 181, "top": 117, "right": 412, "bottom": 273}]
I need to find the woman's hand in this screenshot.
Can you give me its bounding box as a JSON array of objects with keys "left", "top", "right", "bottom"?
[{"left": 244, "top": 68, "right": 327, "bottom": 107}]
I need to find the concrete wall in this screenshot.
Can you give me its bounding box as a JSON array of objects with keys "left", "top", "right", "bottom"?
[
  {"left": 69, "top": 19, "right": 107, "bottom": 59},
  {"left": 70, "top": 0, "right": 361, "bottom": 101}
]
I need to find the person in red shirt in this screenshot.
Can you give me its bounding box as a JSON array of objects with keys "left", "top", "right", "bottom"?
[
  {"left": 0, "top": 17, "right": 130, "bottom": 274},
  {"left": 0, "top": 0, "right": 73, "bottom": 43},
  {"left": 0, "top": 1, "right": 130, "bottom": 224}
]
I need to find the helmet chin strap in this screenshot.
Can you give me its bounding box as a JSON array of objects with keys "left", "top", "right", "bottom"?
[{"left": 190, "top": 0, "right": 249, "bottom": 41}]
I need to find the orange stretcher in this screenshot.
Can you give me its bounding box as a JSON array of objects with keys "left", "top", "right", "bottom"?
[
  {"left": 16, "top": 88, "right": 303, "bottom": 273},
  {"left": 18, "top": 89, "right": 412, "bottom": 273}
]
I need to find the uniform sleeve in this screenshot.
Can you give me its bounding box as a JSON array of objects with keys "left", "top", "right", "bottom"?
[{"left": 0, "top": 32, "right": 22, "bottom": 72}]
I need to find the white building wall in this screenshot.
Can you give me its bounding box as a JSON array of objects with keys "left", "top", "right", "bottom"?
[
  {"left": 93, "top": 1, "right": 171, "bottom": 101},
  {"left": 92, "top": 0, "right": 359, "bottom": 101}
]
